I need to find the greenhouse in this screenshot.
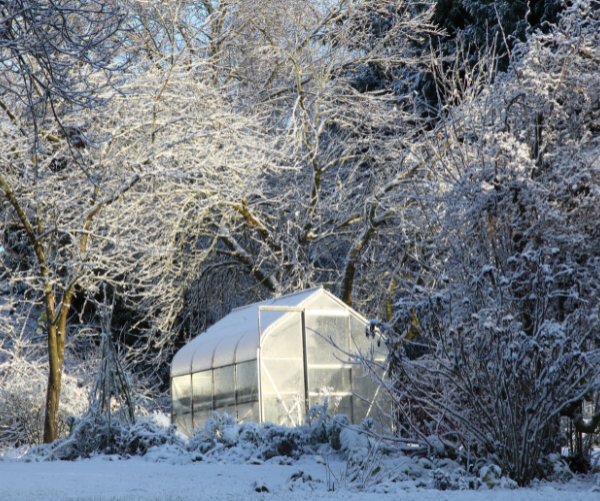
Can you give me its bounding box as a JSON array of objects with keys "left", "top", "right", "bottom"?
[{"left": 170, "top": 287, "right": 389, "bottom": 436}]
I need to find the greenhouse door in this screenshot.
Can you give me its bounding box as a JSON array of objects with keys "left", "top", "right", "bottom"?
[
  {"left": 304, "top": 310, "right": 353, "bottom": 420},
  {"left": 258, "top": 307, "right": 308, "bottom": 427}
]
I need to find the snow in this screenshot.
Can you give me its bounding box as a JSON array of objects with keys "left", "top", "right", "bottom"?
[
  {"left": 1, "top": 411, "right": 598, "bottom": 500},
  {"left": 0, "top": 454, "right": 597, "bottom": 501}
]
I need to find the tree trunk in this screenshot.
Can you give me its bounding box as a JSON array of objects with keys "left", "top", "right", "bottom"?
[
  {"left": 340, "top": 226, "right": 374, "bottom": 306},
  {"left": 43, "top": 332, "right": 63, "bottom": 443},
  {"left": 42, "top": 289, "right": 68, "bottom": 443}
]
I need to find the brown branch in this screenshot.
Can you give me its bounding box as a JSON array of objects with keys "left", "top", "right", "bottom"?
[
  {"left": 0, "top": 174, "right": 48, "bottom": 271},
  {"left": 218, "top": 226, "right": 279, "bottom": 294},
  {"left": 224, "top": 199, "right": 282, "bottom": 253}
]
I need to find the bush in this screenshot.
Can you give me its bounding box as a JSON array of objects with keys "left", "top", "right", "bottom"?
[
  {"left": 186, "top": 400, "right": 353, "bottom": 461},
  {"left": 28, "top": 413, "right": 184, "bottom": 460},
  {"left": 0, "top": 328, "right": 89, "bottom": 447},
  {"left": 372, "top": 0, "right": 600, "bottom": 486}
]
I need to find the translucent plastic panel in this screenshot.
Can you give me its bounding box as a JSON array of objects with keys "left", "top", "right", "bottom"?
[
  {"left": 236, "top": 360, "right": 258, "bottom": 404},
  {"left": 214, "top": 365, "right": 235, "bottom": 409},
  {"left": 335, "top": 395, "right": 353, "bottom": 420},
  {"left": 171, "top": 375, "right": 192, "bottom": 417},
  {"left": 353, "top": 366, "right": 385, "bottom": 401},
  {"left": 176, "top": 411, "right": 194, "bottom": 437},
  {"left": 352, "top": 366, "right": 392, "bottom": 432},
  {"left": 171, "top": 341, "right": 198, "bottom": 376},
  {"left": 191, "top": 336, "right": 222, "bottom": 372},
  {"left": 259, "top": 309, "right": 287, "bottom": 336},
  {"left": 353, "top": 397, "right": 376, "bottom": 424},
  {"left": 261, "top": 312, "right": 303, "bottom": 359},
  {"left": 353, "top": 397, "right": 391, "bottom": 433},
  {"left": 350, "top": 315, "right": 371, "bottom": 354},
  {"left": 307, "top": 367, "right": 351, "bottom": 396},
  {"left": 213, "top": 336, "right": 237, "bottom": 368},
  {"left": 263, "top": 394, "right": 305, "bottom": 427},
  {"left": 350, "top": 315, "right": 387, "bottom": 361},
  {"left": 193, "top": 409, "right": 214, "bottom": 432},
  {"left": 309, "top": 394, "right": 352, "bottom": 419},
  {"left": 305, "top": 313, "right": 349, "bottom": 364},
  {"left": 235, "top": 330, "right": 258, "bottom": 363},
  {"left": 217, "top": 405, "right": 236, "bottom": 418},
  {"left": 260, "top": 288, "right": 318, "bottom": 315},
  {"left": 237, "top": 401, "right": 259, "bottom": 423},
  {"left": 260, "top": 309, "right": 305, "bottom": 424},
  {"left": 260, "top": 359, "right": 304, "bottom": 394},
  {"left": 192, "top": 370, "right": 213, "bottom": 412},
  {"left": 305, "top": 293, "right": 345, "bottom": 311}
]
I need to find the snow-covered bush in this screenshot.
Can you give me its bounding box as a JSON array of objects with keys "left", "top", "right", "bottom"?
[
  {"left": 431, "top": 468, "right": 483, "bottom": 491},
  {"left": 374, "top": 0, "right": 600, "bottom": 486},
  {"left": 187, "top": 400, "right": 353, "bottom": 461},
  {"left": 28, "top": 413, "right": 184, "bottom": 460}
]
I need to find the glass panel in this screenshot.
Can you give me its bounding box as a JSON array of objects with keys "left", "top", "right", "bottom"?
[
  {"left": 305, "top": 313, "right": 349, "bottom": 364},
  {"left": 171, "top": 375, "right": 192, "bottom": 417},
  {"left": 261, "top": 312, "right": 303, "bottom": 358},
  {"left": 192, "top": 370, "right": 213, "bottom": 412},
  {"left": 263, "top": 394, "right": 304, "bottom": 427},
  {"left": 236, "top": 360, "right": 258, "bottom": 404},
  {"left": 237, "top": 401, "right": 260, "bottom": 423},
  {"left": 307, "top": 367, "right": 351, "bottom": 396},
  {"left": 214, "top": 365, "right": 235, "bottom": 408}
]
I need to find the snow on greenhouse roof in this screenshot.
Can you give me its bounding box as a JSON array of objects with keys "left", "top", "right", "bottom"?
[{"left": 171, "top": 287, "right": 365, "bottom": 377}]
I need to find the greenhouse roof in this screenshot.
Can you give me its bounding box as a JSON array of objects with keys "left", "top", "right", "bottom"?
[{"left": 171, "top": 287, "right": 366, "bottom": 377}]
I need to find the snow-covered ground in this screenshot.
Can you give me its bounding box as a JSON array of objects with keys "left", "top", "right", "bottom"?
[
  {"left": 1, "top": 413, "right": 598, "bottom": 500},
  {"left": 0, "top": 454, "right": 598, "bottom": 501}
]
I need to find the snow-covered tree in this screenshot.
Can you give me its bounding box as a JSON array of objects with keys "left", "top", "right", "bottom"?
[
  {"left": 110, "top": 0, "right": 440, "bottom": 365},
  {"left": 0, "top": 0, "right": 133, "bottom": 443},
  {"left": 376, "top": 0, "right": 600, "bottom": 484}
]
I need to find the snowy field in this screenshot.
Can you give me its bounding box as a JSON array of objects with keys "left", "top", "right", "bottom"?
[{"left": 1, "top": 455, "right": 598, "bottom": 501}]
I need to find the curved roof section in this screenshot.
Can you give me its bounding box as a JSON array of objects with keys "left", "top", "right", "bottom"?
[{"left": 171, "top": 287, "right": 364, "bottom": 377}]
